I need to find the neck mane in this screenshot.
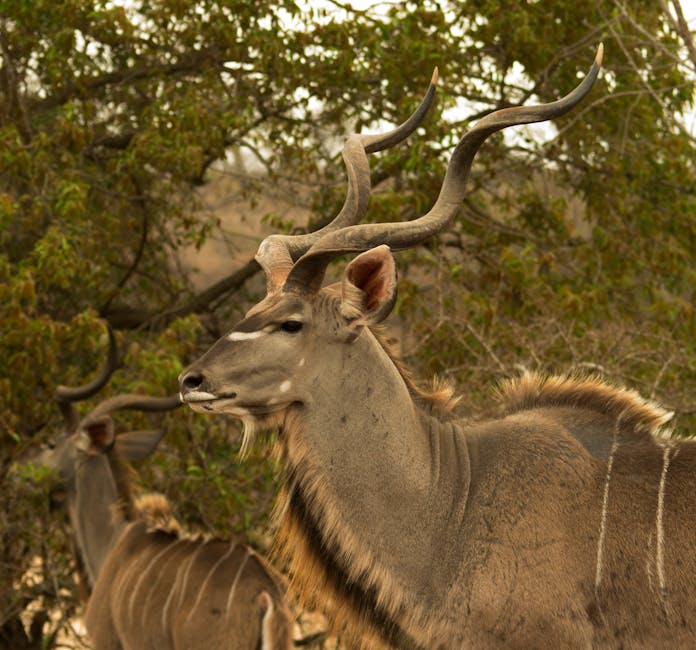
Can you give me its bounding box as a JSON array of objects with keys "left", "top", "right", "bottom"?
[{"left": 497, "top": 372, "right": 674, "bottom": 438}]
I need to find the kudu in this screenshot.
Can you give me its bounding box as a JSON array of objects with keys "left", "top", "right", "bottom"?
[
  {"left": 34, "top": 324, "right": 293, "bottom": 650},
  {"left": 180, "top": 45, "right": 696, "bottom": 648}
]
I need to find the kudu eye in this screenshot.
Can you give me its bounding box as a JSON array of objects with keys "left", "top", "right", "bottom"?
[
  {"left": 46, "top": 439, "right": 56, "bottom": 450},
  {"left": 280, "top": 320, "right": 303, "bottom": 333}
]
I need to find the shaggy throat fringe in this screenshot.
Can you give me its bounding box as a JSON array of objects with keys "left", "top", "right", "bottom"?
[{"left": 269, "top": 411, "right": 438, "bottom": 650}]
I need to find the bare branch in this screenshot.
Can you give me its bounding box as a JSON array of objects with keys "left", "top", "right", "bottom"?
[
  {"left": 101, "top": 256, "right": 261, "bottom": 330},
  {"left": 146, "top": 257, "right": 261, "bottom": 327},
  {"left": 466, "top": 322, "right": 507, "bottom": 373},
  {"left": 659, "top": 0, "right": 696, "bottom": 69},
  {"left": 99, "top": 209, "right": 149, "bottom": 315}
]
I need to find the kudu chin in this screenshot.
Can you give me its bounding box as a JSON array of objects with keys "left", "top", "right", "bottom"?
[
  {"left": 33, "top": 323, "right": 293, "bottom": 650},
  {"left": 181, "top": 44, "right": 696, "bottom": 649}
]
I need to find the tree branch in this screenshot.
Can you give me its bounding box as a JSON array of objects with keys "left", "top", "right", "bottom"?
[
  {"left": 28, "top": 47, "right": 225, "bottom": 112},
  {"left": 99, "top": 204, "right": 149, "bottom": 315},
  {"left": 659, "top": 0, "right": 696, "bottom": 69},
  {"left": 102, "top": 256, "right": 262, "bottom": 330}
]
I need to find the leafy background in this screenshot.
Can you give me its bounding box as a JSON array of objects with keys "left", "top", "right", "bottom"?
[{"left": 1, "top": 0, "right": 694, "bottom": 646}]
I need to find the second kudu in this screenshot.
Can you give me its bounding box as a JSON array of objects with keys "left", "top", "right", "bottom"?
[
  {"left": 179, "top": 45, "right": 696, "bottom": 648},
  {"left": 34, "top": 325, "right": 293, "bottom": 650}
]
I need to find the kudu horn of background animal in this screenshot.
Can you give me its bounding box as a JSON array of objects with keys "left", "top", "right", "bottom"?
[
  {"left": 52, "top": 320, "right": 181, "bottom": 430},
  {"left": 54, "top": 322, "right": 119, "bottom": 434},
  {"left": 283, "top": 44, "right": 603, "bottom": 295},
  {"left": 82, "top": 393, "right": 182, "bottom": 426},
  {"left": 255, "top": 68, "right": 438, "bottom": 293}
]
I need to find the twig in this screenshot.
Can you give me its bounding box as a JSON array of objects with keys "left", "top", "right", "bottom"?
[{"left": 465, "top": 322, "right": 506, "bottom": 373}]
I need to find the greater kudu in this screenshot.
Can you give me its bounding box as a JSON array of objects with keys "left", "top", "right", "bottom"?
[
  {"left": 34, "top": 325, "right": 293, "bottom": 650},
  {"left": 179, "top": 45, "right": 696, "bottom": 649}
]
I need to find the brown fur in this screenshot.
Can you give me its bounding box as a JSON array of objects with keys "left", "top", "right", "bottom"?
[
  {"left": 86, "top": 523, "right": 294, "bottom": 650},
  {"left": 37, "top": 428, "right": 295, "bottom": 649},
  {"left": 254, "top": 327, "right": 463, "bottom": 646},
  {"left": 268, "top": 370, "right": 696, "bottom": 648},
  {"left": 86, "top": 448, "right": 294, "bottom": 650}
]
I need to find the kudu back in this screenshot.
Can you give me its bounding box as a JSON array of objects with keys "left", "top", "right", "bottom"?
[
  {"left": 179, "top": 45, "right": 696, "bottom": 649},
  {"left": 33, "top": 324, "right": 293, "bottom": 650}
]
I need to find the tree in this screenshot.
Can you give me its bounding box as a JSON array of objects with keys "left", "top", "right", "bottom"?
[{"left": 1, "top": 0, "right": 694, "bottom": 645}]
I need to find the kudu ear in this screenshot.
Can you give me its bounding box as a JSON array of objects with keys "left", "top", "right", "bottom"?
[
  {"left": 114, "top": 429, "right": 165, "bottom": 462},
  {"left": 340, "top": 245, "right": 397, "bottom": 335},
  {"left": 77, "top": 416, "right": 116, "bottom": 454}
]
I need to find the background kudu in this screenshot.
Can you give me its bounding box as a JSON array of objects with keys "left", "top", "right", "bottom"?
[
  {"left": 33, "top": 324, "right": 293, "bottom": 650},
  {"left": 178, "top": 45, "right": 696, "bottom": 648}
]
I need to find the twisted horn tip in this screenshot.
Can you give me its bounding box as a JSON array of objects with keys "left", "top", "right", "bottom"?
[
  {"left": 431, "top": 67, "right": 439, "bottom": 86},
  {"left": 595, "top": 43, "right": 604, "bottom": 67}
]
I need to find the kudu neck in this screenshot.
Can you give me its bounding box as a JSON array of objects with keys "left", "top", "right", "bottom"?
[
  {"left": 289, "top": 328, "right": 472, "bottom": 611},
  {"left": 69, "top": 453, "right": 129, "bottom": 587}
]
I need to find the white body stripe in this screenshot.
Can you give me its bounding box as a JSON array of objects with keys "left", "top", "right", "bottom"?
[
  {"left": 161, "top": 540, "right": 196, "bottom": 633},
  {"left": 225, "top": 550, "right": 250, "bottom": 617},
  {"left": 595, "top": 434, "right": 619, "bottom": 594},
  {"left": 176, "top": 541, "right": 210, "bottom": 612},
  {"left": 140, "top": 539, "right": 187, "bottom": 629},
  {"left": 656, "top": 443, "right": 672, "bottom": 601},
  {"left": 114, "top": 538, "right": 151, "bottom": 621},
  {"left": 645, "top": 530, "right": 655, "bottom": 597},
  {"left": 185, "top": 541, "right": 237, "bottom": 623},
  {"left": 128, "top": 539, "right": 179, "bottom": 624}
]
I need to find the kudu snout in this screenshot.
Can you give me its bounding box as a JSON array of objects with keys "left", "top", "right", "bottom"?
[
  {"left": 178, "top": 333, "right": 230, "bottom": 401},
  {"left": 178, "top": 369, "right": 204, "bottom": 393},
  {"left": 178, "top": 366, "right": 235, "bottom": 403}
]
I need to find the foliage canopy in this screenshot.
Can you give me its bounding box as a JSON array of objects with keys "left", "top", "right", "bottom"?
[{"left": 1, "top": 0, "right": 694, "bottom": 645}]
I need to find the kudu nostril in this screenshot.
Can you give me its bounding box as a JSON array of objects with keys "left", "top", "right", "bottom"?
[{"left": 180, "top": 371, "right": 204, "bottom": 393}]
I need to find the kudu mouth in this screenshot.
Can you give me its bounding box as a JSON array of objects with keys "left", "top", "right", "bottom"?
[
  {"left": 179, "top": 370, "right": 295, "bottom": 416},
  {"left": 181, "top": 390, "right": 238, "bottom": 403},
  {"left": 186, "top": 396, "right": 295, "bottom": 419},
  {"left": 182, "top": 391, "right": 241, "bottom": 414},
  {"left": 178, "top": 377, "right": 239, "bottom": 413}
]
